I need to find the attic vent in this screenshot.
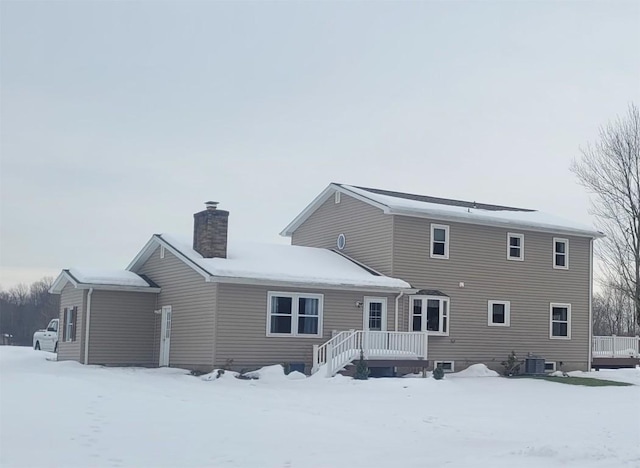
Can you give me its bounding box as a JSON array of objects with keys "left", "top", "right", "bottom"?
[{"left": 335, "top": 192, "right": 341, "bottom": 204}]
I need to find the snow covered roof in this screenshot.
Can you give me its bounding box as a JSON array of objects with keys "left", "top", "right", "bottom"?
[
  {"left": 128, "top": 234, "right": 411, "bottom": 291},
  {"left": 49, "top": 268, "right": 160, "bottom": 294},
  {"left": 281, "top": 183, "right": 604, "bottom": 239}
]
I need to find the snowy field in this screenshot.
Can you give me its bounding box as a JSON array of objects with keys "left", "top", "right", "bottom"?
[{"left": 1, "top": 347, "right": 639, "bottom": 468}]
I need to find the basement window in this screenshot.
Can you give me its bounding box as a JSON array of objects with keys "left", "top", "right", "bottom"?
[
  {"left": 267, "top": 292, "right": 323, "bottom": 337},
  {"left": 434, "top": 361, "right": 455, "bottom": 373},
  {"left": 544, "top": 362, "right": 557, "bottom": 372}
]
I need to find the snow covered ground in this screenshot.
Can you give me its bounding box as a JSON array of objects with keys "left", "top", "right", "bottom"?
[{"left": 1, "top": 347, "right": 638, "bottom": 468}]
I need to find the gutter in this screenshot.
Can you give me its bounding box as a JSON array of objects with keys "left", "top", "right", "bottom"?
[
  {"left": 588, "top": 239, "right": 593, "bottom": 370},
  {"left": 84, "top": 288, "right": 94, "bottom": 365}
]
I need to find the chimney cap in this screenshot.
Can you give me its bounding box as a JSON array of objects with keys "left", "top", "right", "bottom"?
[{"left": 205, "top": 201, "right": 219, "bottom": 210}]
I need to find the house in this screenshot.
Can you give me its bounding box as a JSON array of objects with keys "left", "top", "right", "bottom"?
[{"left": 49, "top": 184, "right": 603, "bottom": 375}]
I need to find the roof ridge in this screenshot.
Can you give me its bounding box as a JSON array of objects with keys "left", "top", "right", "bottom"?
[{"left": 344, "top": 184, "right": 535, "bottom": 212}]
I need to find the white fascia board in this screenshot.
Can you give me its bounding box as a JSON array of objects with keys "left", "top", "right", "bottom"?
[
  {"left": 387, "top": 207, "right": 604, "bottom": 239},
  {"left": 126, "top": 235, "right": 212, "bottom": 280},
  {"left": 279, "top": 184, "right": 389, "bottom": 237},
  {"left": 48, "top": 270, "right": 78, "bottom": 294},
  {"left": 74, "top": 284, "right": 161, "bottom": 293},
  {"left": 208, "top": 275, "right": 417, "bottom": 294}
]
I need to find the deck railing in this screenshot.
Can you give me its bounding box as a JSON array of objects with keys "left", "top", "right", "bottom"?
[
  {"left": 592, "top": 335, "right": 640, "bottom": 358},
  {"left": 312, "top": 330, "right": 428, "bottom": 377}
]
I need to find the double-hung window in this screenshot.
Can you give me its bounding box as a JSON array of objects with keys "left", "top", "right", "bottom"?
[
  {"left": 488, "top": 300, "right": 511, "bottom": 327},
  {"left": 550, "top": 303, "right": 571, "bottom": 339},
  {"left": 430, "top": 224, "right": 450, "bottom": 259},
  {"left": 507, "top": 233, "right": 524, "bottom": 261},
  {"left": 553, "top": 238, "right": 569, "bottom": 269},
  {"left": 410, "top": 295, "right": 449, "bottom": 335},
  {"left": 64, "top": 307, "right": 77, "bottom": 342},
  {"left": 267, "top": 292, "right": 323, "bottom": 337}
]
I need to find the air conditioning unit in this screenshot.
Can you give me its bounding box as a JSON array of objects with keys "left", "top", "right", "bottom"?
[{"left": 524, "top": 355, "right": 546, "bottom": 375}]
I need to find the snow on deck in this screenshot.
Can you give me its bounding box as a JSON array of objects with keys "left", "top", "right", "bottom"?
[
  {"left": 344, "top": 185, "right": 602, "bottom": 237},
  {"left": 160, "top": 234, "right": 410, "bottom": 289},
  {"left": 67, "top": 268, "right": 151, "bottom": 287},
  {"left": 1, "top": 347, "right": 638, "bottom": 468}
]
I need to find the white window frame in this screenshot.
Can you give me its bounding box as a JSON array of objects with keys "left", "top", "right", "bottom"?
[
  {"left": 430, "top": 224, "right": 450, "bottom": 259},
  {"left": 553, "top": 238, "right": 569, "bottom": 270},
  {"left": 266, "top": 292, "right": 323, "bottom": 338},
  {"left": 434, "top": 361, "right": 455, "bottom": 373},
  {"left": 64, "top": 307, "right": 76, "bottom": 342},
  {"left": 487, "top": 300, "right": 511, "bottom": 327},
  {"left": 409, "top": 295, "right": 450, "bottom": 336},
  {"left": 549, "top": 303, "right": 571, "bottom": 340},
  {"left": 507, "top": 233, "right": 524, "bottom": 261},
  {"left": 544, "top": 361, "right": 557, "bottom": 372}
]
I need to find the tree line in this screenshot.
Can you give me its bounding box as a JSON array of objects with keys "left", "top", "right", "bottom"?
[{"left": 0, "top": 278, "right": 60, "bottom": 346}]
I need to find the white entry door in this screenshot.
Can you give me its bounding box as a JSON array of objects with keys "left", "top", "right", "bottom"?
[
  {"left": 159, "top": 305, "right": 172, "bottom": 367},
  {"left": 363, "top": 297, "right": 387, "bottom": 331}
]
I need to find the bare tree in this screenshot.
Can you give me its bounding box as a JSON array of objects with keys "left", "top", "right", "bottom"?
[{"left": 572, "top": 103, "right": 640, "bottom": 326}]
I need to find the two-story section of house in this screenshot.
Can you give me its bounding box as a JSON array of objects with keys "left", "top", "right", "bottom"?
[{"left": 282, "top": 183, "right": 603, "bottom": 373}]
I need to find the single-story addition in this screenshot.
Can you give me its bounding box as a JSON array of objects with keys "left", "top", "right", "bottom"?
[{"left": 50, "top": 204, "right": 418, "bottom": 374}]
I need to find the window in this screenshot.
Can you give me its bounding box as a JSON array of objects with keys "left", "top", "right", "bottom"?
[
  {"left": 434, "top": 361, "right": 455, "bottom": 372},
  {"left": 553, "top": 238, "right": 569, "bottom": 269},
  {"left": 267, "top": 292, "right": 323, "bottom": 337},
  {"left": 336, "top": 233, "right": 346, "bottom": 251},
  {"left": 507, "top": 233, "right": 524, "bottom": 261},
  {"left": 64, "top": 307, "right": 77, "bottom": 342},
  {"left": 47, "top": 320, "right": 58, "bottom": 332},
  {"left": 544, "top": 362, "right": 557, "bottom": 372},
  {"left": 550, "top": 303, "right": 571, "bottom": 339},
  {"left": 430, "top": 224, "right": 450, "bottom": 259},
  {"left": 410, "top": 295, "right": 449, "bottom": 335},
  {"left": 488, "top": 300, "right": 511, "bottom": 327}
]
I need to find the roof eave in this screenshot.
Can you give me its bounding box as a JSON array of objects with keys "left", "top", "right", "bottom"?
[
  {"left": 209, "top": 275, "right": 415, "bottom": 293},
  {"left": 387, "top": 207, "right": 604, "bottom": 239}
]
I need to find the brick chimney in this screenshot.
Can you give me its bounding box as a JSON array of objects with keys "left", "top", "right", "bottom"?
[{"left": 193, "top": 201, "right": 229, "bottom": 258}]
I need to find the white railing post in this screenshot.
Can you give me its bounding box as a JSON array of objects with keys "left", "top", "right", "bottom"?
[
  {"left": 612, "top": 334, "right": 617, "bottom": 356},
  {"left": 326, "top": 341, "right": 334, "bottom": 376},
  {"left": 422, "top": 332, "right": 429, "bottom": 359},
  {"left": 312, "top": 345, "right": 319, "bottom": 373}
]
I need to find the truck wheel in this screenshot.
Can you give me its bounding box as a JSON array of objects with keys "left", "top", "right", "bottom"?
[{"left": 34, "top": 342, "right": 40, "bottom": 350}]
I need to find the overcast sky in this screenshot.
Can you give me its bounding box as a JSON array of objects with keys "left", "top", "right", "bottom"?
[{"left": 1, "top": 1, "right": 639, "bottom": 289}]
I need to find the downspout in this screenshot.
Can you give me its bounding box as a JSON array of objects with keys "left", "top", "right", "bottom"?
[
  {"left": 394, "top": 291, "right": 405, "bottom": 331},
  {"left": 588, "top": 239, "right": 593, "bottom": 371},
  {"left": 84, "top": 288, "right": 94, "bottom": 365}
]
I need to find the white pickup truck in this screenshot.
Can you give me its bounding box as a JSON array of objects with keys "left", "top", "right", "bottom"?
[{"left": 33, "top": 319, "right": 59, "bottom": 353}]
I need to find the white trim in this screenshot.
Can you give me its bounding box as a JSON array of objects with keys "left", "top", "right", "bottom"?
[
  {"left": 160, "top": 245, "right": 165, "bottom": 259},
  {"left": 430, "top": 224, "right": 450, "bottom": 259},
  {"left": 363, "top": 297, "right": 388, "bottom": 331},
  {"left": 336, "top": 233, "right": 346, "bottom": 250},
  {"left": 487, "top": 300, "right": 511, "bottom": 327},
  {"left": 552, "top": 238, "right": 569, "bottom": 270},
  {"left": 544, "top": 361, "right": 557, "bottom": 372},
  {"left": 409, "top": 295, "right": 450, "bottom": 336},
  {"left": 48, "top": 270, "right": 79, "bottom": 294},
  {"left": 550, "top": 303, "right": 572, "bottom": 339},
  {"left": 506, "top": 233, "right": 524, "bottom": 261},
  {"left": 73, "top": 284, "right": 160, "bottom": 293},
  {"left": 434, "top": 360, "right": 455, "bottom": 372},
  {"left": 159, "top": 305, "right": 172, "bottom": 366},
  {"left": 266, "top": 292, "right": 324, "bottom": 338},
  {"left": 334, "top": 191, "right": 341, "bottom": 204}
]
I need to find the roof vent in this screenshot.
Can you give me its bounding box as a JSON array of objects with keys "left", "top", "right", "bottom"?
[{"left": 205, "top": 201, "right": 219, "bottom": 211}]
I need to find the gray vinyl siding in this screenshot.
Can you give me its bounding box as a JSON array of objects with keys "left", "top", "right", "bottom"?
[
  {"left": 291, "top": 193, "right": 393, "bottom": 275},
  {"left": 57, "top": 283, "right": 86, "bottom": 363},
  {"left": 137, "top": 246, "right": 216, "bottom": 370},
  {"left": 392, "top": 216, "right": 591, "bottom": 371},
  {"left": 87, "top": 291, "right": 157, "bottom": 366},
  {"left": 215, "top": 283, "right": 397, "bottom": 371}
]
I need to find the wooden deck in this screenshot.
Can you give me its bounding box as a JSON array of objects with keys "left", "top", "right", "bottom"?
[{"left": 592, "top": 357, "right": 640, "bottom": 370}]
